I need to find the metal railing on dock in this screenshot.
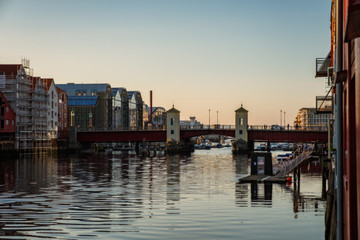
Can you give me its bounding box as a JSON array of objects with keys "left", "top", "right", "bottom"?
[{"left": 273, "top": 146, "right": 314, "bottom": 177}]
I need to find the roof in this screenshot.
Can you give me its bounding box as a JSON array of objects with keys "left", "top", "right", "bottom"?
[
  {"left": 235, "top": 105, "right": 248, "bottom": 113},
  {"left": 111, "top": 87, "right": 127, "bottom": 97},
  {"left": 166, "top": 106, "right": 180, "bottom": 113},
  {"left": 68, "top": 96, "right": 98, "bottom": 106},
  {"left": 56, "top": 86, "right": 67, "bottom": 95},
  {"left": 28, "top": 76, "right": 42, "bottom": 91},
  {"left": 0, "top": 64, "right": 23, "bottom": 78},
  {"left": 56, "top": 83, "right": 110, "bottom": 96},
  {"left": 41, "top": 78, "right": 55, "bottom": 92}
]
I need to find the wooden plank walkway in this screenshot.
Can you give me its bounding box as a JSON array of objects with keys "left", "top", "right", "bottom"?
[{"left": 238, "top": 174, "right": 288, "bottom": 183}]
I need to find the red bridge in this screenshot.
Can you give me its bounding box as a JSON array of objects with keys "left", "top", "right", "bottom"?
[{"left": 77, "top": 126, "right": 328, "bottom": 143}]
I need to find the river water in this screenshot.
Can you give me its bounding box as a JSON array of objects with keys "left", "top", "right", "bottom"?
[{"left": 0, "top": 148, "right": 325, "bottom": 239}]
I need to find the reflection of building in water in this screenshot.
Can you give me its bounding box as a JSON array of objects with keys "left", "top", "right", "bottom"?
[
  {"left": 166, "top": 155, "right": 181, "bottom": 213},
  {"left": 15, "top": 154, "right": 58, "bottom": 193},
  {"left": 236, "top": 182, "right": 273, "bottom": 207},
  {"left": 233, "top": 154, "right": 249, "bottom": 175},
  {"left": 0, "top": 158, "right": 16, "bottom": 191}
]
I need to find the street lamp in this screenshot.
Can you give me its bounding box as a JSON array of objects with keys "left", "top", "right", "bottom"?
[
  {"left": 280, "top": 110, "right": 282, "bottom": 126},
  {"left": 284, "top": 111, "right": 286, "bottom": 128},
  {"left": 209, "top": 109, "right": 211, "bottom": 129},
  {"left": 217, "top": 110, "right": 218, "bottom": 125}
]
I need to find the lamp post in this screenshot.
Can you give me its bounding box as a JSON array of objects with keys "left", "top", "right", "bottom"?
[
  {"left": 284, "top": 111, "right": 286, "bottom": 128},
  {"left": 209, "top": 109, "right": 211, "bottom": 129},
  {"left": 217, "top": 111, "right": 218, "bottom": 125},
  {"left": 280, "top": 110, "right": 282, "bottom": 126}
]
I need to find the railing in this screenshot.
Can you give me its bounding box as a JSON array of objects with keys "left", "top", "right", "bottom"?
[
  {"left": 315, "top": 57, "right": 331, "bottom": 78},
  {"left": 248, "top": 125, "right": 328, "bottom": 131},
  {"left": 180, "top": 125, "right": 235, "bottom": 130},
  {"left": 273, "top": 146, "right": 314, "bottom": 177},
  {"left": 75, "top": 125, "right": 328, "bottom": 132}
]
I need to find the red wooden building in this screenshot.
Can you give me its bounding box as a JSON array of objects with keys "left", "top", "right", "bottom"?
[
  {"left": 0, "top": 90, "right": 16, "bottom": 150},
  {"left": 330, "top": 0, "right": 360, "bottom": 239}
]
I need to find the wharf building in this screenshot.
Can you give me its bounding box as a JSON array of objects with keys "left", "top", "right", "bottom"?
[
  {"left": 56, "top": 87, "right": 68, "bottom": 142},
  {"left": 128, "top": 91, "right": 143, "bottom": 130},
  {"left": 0, "top": 90, "right": 16, "bottom": 151},
  {"left": 28, "top": 76, "right": 49, "bottom": 150},
  {"left": 111, "top": 88, "right": 129, "bottom": 130},
  {"left": 315, "top": 0, "right": 360, "bottom": 239},
  {"left": 42, "top": 78, "right": 59, "bottom": 147},
  {"left": 143, "top": 105, "right": 166, "bottom": 129},
  {"left": 0, "top": 64, "right": 35, "bottom": 151},
  {"left": 0, "top": 62, "right": 63, "bottom": 151},
  {"left": 56, "top": 83, "right": 112, "bottom": 130}
]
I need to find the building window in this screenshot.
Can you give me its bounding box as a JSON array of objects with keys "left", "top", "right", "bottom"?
[
  {"left": 6, "top": 107, "right": 9, "bottom": 113},
  {"left": 171, "top": 130, "right": 174, "bottom": 135},
  {"left": 5, "top": 120, "right": 8, "bottom": 126},
  {"left": 12, "top": 120, "right": 14, "bottom": 126},
  {"left": 239, "top": 118, "right": 243, "bottom": 126},
  {"left": 239, "top": 130, "right": 242, "bottom": 135},
  {"left": 171, "top": 118, "right": 174, "bottom": 126}
]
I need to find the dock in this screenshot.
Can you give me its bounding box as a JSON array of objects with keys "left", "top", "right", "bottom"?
[{"left": 238, "top": 175, "right": 288, "bottom": 183}]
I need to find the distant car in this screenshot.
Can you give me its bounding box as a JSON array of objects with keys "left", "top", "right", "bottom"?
[{"left": 271, "top": 125, "right": 284, "bottom": 130}]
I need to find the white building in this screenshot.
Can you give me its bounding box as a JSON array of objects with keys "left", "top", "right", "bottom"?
[
  {"left": 296, "top": 108, "right": 331, "bottom": 129},
  {"left": 42, "top": 78, "right": 59, "bottom": 141}
]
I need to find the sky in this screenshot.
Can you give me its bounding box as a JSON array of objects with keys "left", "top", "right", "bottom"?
[{"left": 0, "top": 0, "right": 331, "bottom": 125}]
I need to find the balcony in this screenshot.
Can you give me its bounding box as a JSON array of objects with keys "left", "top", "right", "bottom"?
[
  {"left": 316, "top": 96, "right": 332, "bottom": 113},
  {"left": 315, "top": 52, "right": 331, "bottom": 78}
]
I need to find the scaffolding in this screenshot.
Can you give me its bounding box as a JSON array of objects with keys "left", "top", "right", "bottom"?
[{"left": 0, "top": 60, "right": 51, "bottom": 151}]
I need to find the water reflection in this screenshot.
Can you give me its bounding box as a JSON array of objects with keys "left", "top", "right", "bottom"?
[{"left": 0, "top": 150, "right": 326, "bottom": 239}]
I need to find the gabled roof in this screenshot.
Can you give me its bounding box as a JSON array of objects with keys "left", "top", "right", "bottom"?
[
  {"left": 68, "top": 96, "right": 98, "bottom": 106},
  {"left": 128, "top": 91, "right": 142, "bottom": 102},
  {"left": 28, "top": 76, "right": 42, "bottom": 91},
  {"left": 235, "top": 105, "right": 248, "bottom": 113},
  {"left": 166, "top": 106, "right": 180, "bottom": 113},
  {"left": 112, "top": 87, "right": 127, "bottom": 97},
  {"left": 0, "top": 64, "right": 23, "bottom": 78},
  {"left": 57, "top": 83, "right": 110, "bottom": 96},
  {"left": 56, "top": 86, "right": 67, "bottom": 96},
  {"left": 41, "top": 78, "right": 55, "bottom": 92}
]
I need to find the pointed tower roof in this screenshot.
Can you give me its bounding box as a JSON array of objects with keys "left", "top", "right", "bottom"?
[
  {"left": 166, "top": 105, "right": 180, "bottom": 113},
  {"left": 235, "top": 104, "right": 248, "bottom": 113}
]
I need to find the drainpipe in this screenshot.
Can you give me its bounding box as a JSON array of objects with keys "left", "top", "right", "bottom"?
[{"left": 335, "top": 0, "right": 343, "bottom": 239}]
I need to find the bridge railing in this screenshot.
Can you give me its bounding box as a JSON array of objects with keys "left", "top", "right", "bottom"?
[
  {"left": 248, "top": 125, "right": 328, "bottom": 132},
  {"left": 76, "top": 125, "right": 328, "bottom": 132},
  {"left": 180, "top": 125, "right": 235, "bottom": 130}
]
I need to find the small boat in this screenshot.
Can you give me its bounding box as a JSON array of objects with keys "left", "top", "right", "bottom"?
[{"left": 277, "top": 153, "right": 292, "bottom": 162}]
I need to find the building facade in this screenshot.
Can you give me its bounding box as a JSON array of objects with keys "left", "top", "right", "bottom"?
[
  {"left": 57, "top": 83, "right": 112, "bottom": 130},
  {"left": 128, "top": 91, "right": 143, "bottom": 130},
  {"left": 56, "top": 87, "right": 68, "bottom": 140},
  {"left": 295, "top": 108, "right": 331, "bottom": 129},
  {"left": 112, "top": 88, "right": 129, "bottom": 130},
  {"left": 67, "top": 96, "right": 98, "bottom": 130},
  {"left": 42, "top": 79, "right": 59, "bottom": 142},
  {"left": 29, "top": 76, "right": 48, "bottom": 150},
  {"left": 0, "top": 64, "right": 33, "bottom": 150}
]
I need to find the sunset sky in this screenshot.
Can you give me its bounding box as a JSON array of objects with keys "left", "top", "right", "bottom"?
[{"left": 0, "top": 0, "right": 331, "bottom": 125}]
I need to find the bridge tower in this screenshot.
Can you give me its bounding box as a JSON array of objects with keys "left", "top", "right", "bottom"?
[
  {"left": 166, "top": 106, "right": 180, "bottom": 142},
  {"left": 235, "top": 105, "right": 248, "bottom": 142}
]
